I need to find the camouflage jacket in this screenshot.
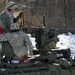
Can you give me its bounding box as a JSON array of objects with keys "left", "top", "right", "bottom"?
[
  {"left": 0, "top": 10, "right": 15, "bottom": 32},
  {"left": 0, "top": 31, "right": 33, "bottom": 59}
]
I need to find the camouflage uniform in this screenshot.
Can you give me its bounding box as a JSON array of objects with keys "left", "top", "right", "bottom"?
[
  {"left": 0, "top": 31, "right": 33, "bottom": 59},
  {"left": 0, "top": 10, "right": 14, "bottom": 31},
  {"left": 0, "top": 1, "right": 17, "bottom": 32}
]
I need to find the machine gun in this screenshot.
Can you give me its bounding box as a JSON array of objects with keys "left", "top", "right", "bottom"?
[
  {"left": 31, "top": 16, "right": 70, "bottom": 63},
  {"left": 32, "top": 24, "right": 71, "bottom": 63}
]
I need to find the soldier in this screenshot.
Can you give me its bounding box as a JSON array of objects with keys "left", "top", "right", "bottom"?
[
  {"left": 0, "top": 1, "right": 17, "bottom": 33},
  {"left": 0, "top": 23, "right": 33, "bottom": 61}
]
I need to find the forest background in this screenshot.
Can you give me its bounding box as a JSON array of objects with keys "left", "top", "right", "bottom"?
[{"left": 0, "top": 0, "right": 75, "bottom": 28}]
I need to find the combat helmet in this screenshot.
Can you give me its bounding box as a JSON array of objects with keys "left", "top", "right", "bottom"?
[
  {"left": 10, "top": 23, "right": 19, "bottom": 31},
  {"left": 6, "top": 1, "right": 17, "bottom": 11}
]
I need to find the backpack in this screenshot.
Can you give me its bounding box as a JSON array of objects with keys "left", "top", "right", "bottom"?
[{"left": 0, "top": 12, "right": 11, "bottom": 31}]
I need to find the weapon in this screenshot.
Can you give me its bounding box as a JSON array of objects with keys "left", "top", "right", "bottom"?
[{"left": 1, "top": 16, "right": 75, "bottom": 75}]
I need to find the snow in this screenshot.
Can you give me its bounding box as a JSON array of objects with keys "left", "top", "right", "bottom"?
[
  {"left": 27, "top": 33, "right": 75, "bottom": 59},
  {"left": 56, "top": 32, "right": 75, "bottom": 59},
  {"left": 27, "top": 34, "right": 37, "bottom": 50}
]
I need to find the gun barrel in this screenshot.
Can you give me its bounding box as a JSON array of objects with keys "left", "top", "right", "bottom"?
[{"left": 49, "top": 28, "right": 75, "bottom": 31}]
